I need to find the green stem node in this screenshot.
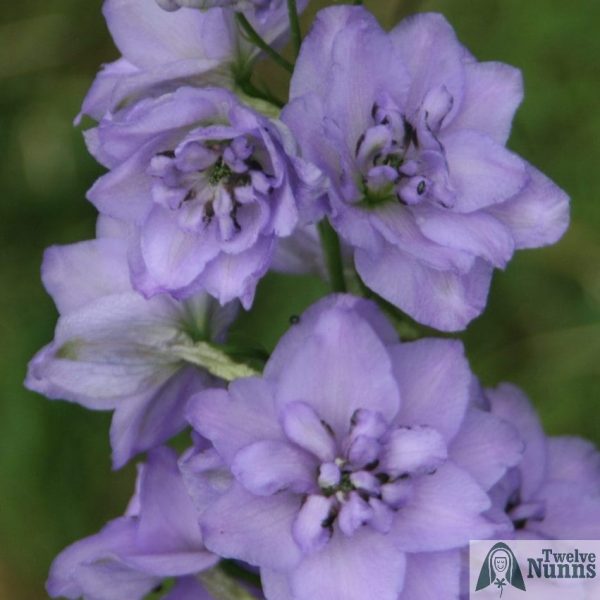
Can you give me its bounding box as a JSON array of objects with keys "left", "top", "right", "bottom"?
[
  {"left": 236, "top": 14, "right": 294, "bottom": 74},
  {"left": 318, "top": 218, "right": 347, "bottom": 293}
]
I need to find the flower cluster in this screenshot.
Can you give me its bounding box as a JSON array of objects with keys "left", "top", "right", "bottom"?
[{"left": 27, "top": 2, "right": 598, "bottom": 600}]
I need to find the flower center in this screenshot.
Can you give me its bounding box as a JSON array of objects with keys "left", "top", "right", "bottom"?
[
  {"left": 148, "top": 135, "right": 268, "bottom": 240},
  {"left": 287, "top": 406, "right": 448, "bottom": 549},
  {"left": 314, "top": 451, "right": 414, "bottom": 539},
  {"left": 208, "top": 158, "right": 234, "bottom": 186},
  {"left": 318, "top": 457, "right": 387, "bottom": 498},
  {"left": 355, "top": 90, "right": 457, "bottom": 209}
]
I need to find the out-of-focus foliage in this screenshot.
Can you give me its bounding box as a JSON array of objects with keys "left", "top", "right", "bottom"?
[{"left": 0, "top": 0, "right": 597, "bottom": 598}]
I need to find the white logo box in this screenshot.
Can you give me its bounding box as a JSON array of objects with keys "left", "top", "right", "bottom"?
[{"left": 469, "top": 540, "right": 600, "bottom": 599}]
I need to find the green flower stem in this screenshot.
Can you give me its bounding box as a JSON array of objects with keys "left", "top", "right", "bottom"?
[
  {"left": 236, "top": 14, "right": 294, "bottom": 74},
  {"left": 318, "top": 218, "right": 347, "bottom": 293},
  {"left": 237, "top": 76, "right": 284, "bottom": 110},
  {"left": 287, "top": 0, "right": 302, "bottom": 57},
  {"left": 220, "top": 559, "right": 262, "bottom": 589},
  {"left": 172, "top": 341, "right": 260, "bottom": 381},
  {"left": 200, "top": 567, "right": 258, "bottom": 600}
]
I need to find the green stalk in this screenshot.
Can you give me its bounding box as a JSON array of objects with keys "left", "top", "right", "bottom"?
[
  {"left": 220, "top": 560, "right": 262, "bottom": 589},
  {"left": 286, "top": 0, "right": 302, "bottom": 57},
  {"left": 238, "top": 76, "right": 284, "bottom": 109},
  {"left": 236, "top": 14, "right": 294, "bottom": 74},
  {"left": 318, "top": 218, "right": 347, "bottom": 293}
]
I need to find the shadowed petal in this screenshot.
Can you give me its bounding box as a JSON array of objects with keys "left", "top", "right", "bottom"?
[
  {"left": 41, "top": 239, "right": 130, "bottom": 315},
  {"left": 490, "top": 164, "right": 570, "bottom": 249},
  {"left": 356, "top": 246, "right": 493, "bottom": 331},
  {"left": 281, "top": 401, "right": 337, "bottom": 462},
  {"left": 390, "top": 338, "right": 471, "bottom": 443},
  {"left": 232, "top": 440, "right": 317, "bottom": 496},
  {"left": 136, "top": 448, "right": 207, "bottom": 551},
  {"left": 443, "top": 130, "right": 528, "bottom": 213},
  {"left": 390, "top": 12, "right": 465, "bottom": 121},
  {"left": 448, "top": 61, "right": 523, "bottom": 144},
  {"left": 103, "top": 0, "right": 233, "bottom": 68},
  {"left": 200, "top": 482, "right": 303, "bottom": 571},
  {"left": 78, "top": 58, "right": 138, "bottom": 122},
  {"left": 186, "top": 378, "right": 283, "bottom": 465},
  {"left": 87, "top": 149, "right": 156, "bottom": 223},
  {"left": 46, "top": 519, "right": 152, "bottom": 600},
  {"left": 487, "top": 383, "right": 547, "bottom": 500},
  {"left": 413, "top": 206, "right": 515, "bottom": 268},
  {"left": 534, "top": 481, "right": 600, "bottom": 540},
  {"left": 273, "top": 305, "right": 400, "bottom": 437},
  {"left": 197, "top": 236, "right": 274, "bottom": 309},
  {"left": 290, "top": 6, "right": 408, "bottom": 145},
  {"left": 292, "top": 494, "right": 334, "bottom": 554},
  {"left": 392, "top": 463, "right": 492, "bottom": 552},
  {"left": 265, "top": 295, "right": 398, "bottom": 381},
  {"left": 163, "top": 577, "right": 214, "bottom": 600},
  {"left": 400, "top": 551, "right": 461, "bottom": 600},
  {"left": 381, "top": 426, "right": 448, "bottom": 477},
  {"left": 178, "top": 447, "right": 233, "bottom": 514},
  {"left": 111, "top": 366, "right": 209, "bottom": 469},
  {"left": 26, "top": 292, "right": 182, "bottom": 407},
  {"left": 289, "top": 528, "right": 406, "bottom": 600},
  {"left": 261, "top": 569, "right": 293, "bottom": 600},
  {"left": 373, "top": 205, "right": 475, "bottom": 272},
  {"left": 136, "top": 206, "right": 220, "bottom": 296},
  {"left": 450, "top": 407, "right": 524, "bottom": 490},
  {"left": 546, "top": 437, "right": 600, "bottom": 492}
]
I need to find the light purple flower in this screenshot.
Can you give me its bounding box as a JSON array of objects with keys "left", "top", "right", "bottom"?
[
  {"left": 486, "top": 383, "right": 600, "bottom": 540},
  {"left": 47, "top": 447, "right": 217, "bottom": 600},
  {"left": 251, "top": 370, "right": 523, "bottom": 600},
  {"left": 283, "top": 7, "right": 570, "bottom": 331},
  {"left": 79, "top": 0, "right": 297, "bottom": 121},
  {"left": 184, "top": 295, "right": 521, "bottom": 600},
  {"left": 25, "top": 235, "right": 237, "bottom": 468},
  {"left": 85, "top": 86, "right": 323, "bottom": 308}
]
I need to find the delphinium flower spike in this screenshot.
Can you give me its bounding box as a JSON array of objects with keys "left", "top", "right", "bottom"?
[{"left": 28, "top": 2, "right": 596, "bottom": 599}]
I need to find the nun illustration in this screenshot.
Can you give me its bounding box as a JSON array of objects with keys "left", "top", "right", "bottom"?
[{"left": 476, "top": 542, "right": 526, "bottom": 596}]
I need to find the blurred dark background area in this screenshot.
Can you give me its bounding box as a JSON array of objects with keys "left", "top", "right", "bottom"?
[{"left": 0, "top": 0, "right": 598, "bottom": 597}]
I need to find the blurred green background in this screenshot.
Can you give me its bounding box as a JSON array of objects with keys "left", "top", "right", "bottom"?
[{"left": 0, "top": 0, "right": 598, "bottom": 597}]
